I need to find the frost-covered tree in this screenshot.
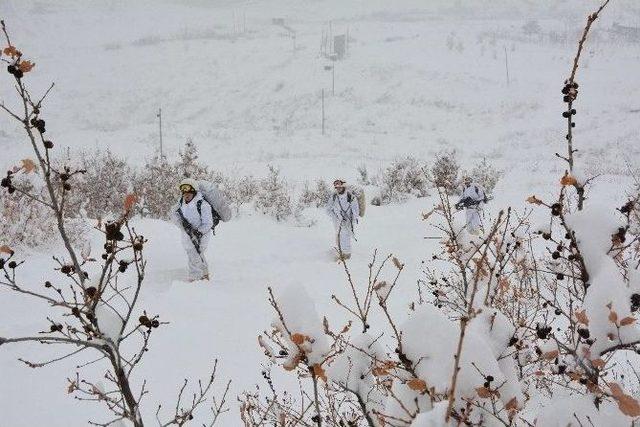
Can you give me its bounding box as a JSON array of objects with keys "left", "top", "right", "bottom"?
[
  {"left": 378, "top": 156, "right": 429, "bottom": 203},
  {"left": 430, "top": 149, "right": 460, "bottom": 194},
  {"left": 176, "top": 138, "right": 210, "bottom": 179},
  {"left": 133, "top": 152, "right": 178, "bottom": 219},
  {"left": 468, "top": 157, "right": 501, "bottom": 196},
  {"left": 254, "top": 165, "right": 292, "bottom": 221}
]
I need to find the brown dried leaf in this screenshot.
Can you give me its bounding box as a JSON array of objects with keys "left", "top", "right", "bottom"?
[
  {"left": 291, "top": 333, "right": 305, "bottom": 345},
  {"left": 476, "top": 386, "right": 492, "bottom": 398},
  {"left": 0, "top": 245, "right": 13, "bottom": 255},
  {"left": 67, "top": 381, "right": 76, "bottom": 394},
  {"left": 475, "top": 386, "right": 499, "bottom": 399},
  {"left": 3, "top": 45, "right": 20, "bottom": 58},
  {"left": 20, "top": 158, "right": 37, "bottom": 173},
  {"left": 505, "top": 396, "right": 518, "bottom": 411},
  {"left": 610, "top": 383, "right": 624, "bottom": 399},
  {"left": 543, "top": 350, "right": 559, "bottom": 360},
  {"left": 560, "top": 173, "right": 578, "bottom": 186},
  {"left": 620, "top": 316, "right": 636, "bottom": 326},
  {"left": 124, "top": 193, "right": 138, "bottom": 212},
  {"left": 526, "top": 195, "right": 543, "bottom": 205},
  {"left": 18, "top": 60, "right": 35, "bottom": 73},
  {"left": 609, "top": 310, "right": 619, "bottom": 325},
  {"left": 575, "top": 309, "right": 589, "bottom": 326},
  {"left": 568, "top": 372, "right": 582, "bottom": 381},
  {"left": 618, "top": 394, "right": 640, "bottom": 417},
  {"left": 313, "top": 364, "right": 327, "bottom": 382},
  {"left": 372, "top": 367, "right": 388, "bottom": 377},
  {"left": 407, "top": 378, "right": 426, "bottom": 392},
  {"left": 340, "top": 321, "right": 351, "bottom": 334},
  {"left": 586, "top": 381, "right": 602, "bottom": 394},
  {"left": 591, "top": 358, "right": 606, "bottom": 370},
  {"left": 392, "top": 257, "right": 404, "bottom": 270}
]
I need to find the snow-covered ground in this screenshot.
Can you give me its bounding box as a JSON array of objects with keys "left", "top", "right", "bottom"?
[{"left": 1, "top": 0, "right": 639, "bottom": 425}]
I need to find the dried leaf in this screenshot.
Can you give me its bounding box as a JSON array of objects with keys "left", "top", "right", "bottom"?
[
  {"left": 371, "top": 367, "right": 388, "bottom": 377},
  {"left": 0, "top": 245, "right": 13, "bottom": 255},
  {"left": 609, "top": 310, "right": 619, "bottom": 324},
  {"left": 67, "top": 381, "right": 76, "bottom": 394},
  {"left": 575, "top": 309, "right": 589, "bottom": 326},
  {"left": 340, "top": 321, "right": 351, "bottom": 334},
  {"left": 20, "top": 158, "right": 37, "bottom": 173},
  {"left": 618, "top": 394, "right": 640, "bottom": 417},
  {"left": 475, "top": 386, "right": 499, "bottom": 399},
  {"left": 560, "top": 173, "right": 578, "bottom": 186},
  {"left": 591, "top": 358, "right": 606, "bottom": 370},
  {"left": 610, "top": 383, "right": 625, "bottom": 399},
  {"left": 543, "top": 350, "right": 559, "bottom": 360},
  {"left": 291, "top": 333, "right": 305, "bottom": 346},
  {"left": 568, "top": 372, "right": 582, "bottom": 381},
  {"left": 392, "top": 257, "right": 404, "bottom": 270},
  {"left": 313, "top": 364, "right": 327, "bottom": 382},
  {"left": 3, "top": 45, "right": 20, "bottom": 58},
  {"left": 18, "top": 60, "right": 35, "bottom": 73},
  {"left": 586, "top": 381, "right": 602, "bottom": 394},
  {"left": 407, "top": 378, "right": 426, "bottom": 392},
  {"left": 526, "top": 195, "right": 543, "bottom": 205},
  {"left": 620, "top": 316, "right": 636, "bottom": 326},
  {"left": 505, "top": 396, "right": 518, "bottom": 411},
  {"left": 124, "top": 193, "right": 138, "bottom": 212}
]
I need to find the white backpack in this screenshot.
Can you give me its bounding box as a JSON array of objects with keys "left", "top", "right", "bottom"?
[{"left": 196, "top": 181, "right": 232, "bottom": 230}]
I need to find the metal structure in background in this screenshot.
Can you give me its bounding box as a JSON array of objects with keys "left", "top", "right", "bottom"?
[{"left": 157, "top": 107, "right": 163, "bottom": 158}]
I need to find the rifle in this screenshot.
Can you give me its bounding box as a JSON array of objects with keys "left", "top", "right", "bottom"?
[
  {"left": 176, "top": 208, "right": 202, "bottom": 254},
  {"left": 455, "top": 197, "right": 480, "bottom": 210},
  {"left": 455, "top": 195, "right": 493, "bottom": 210}
]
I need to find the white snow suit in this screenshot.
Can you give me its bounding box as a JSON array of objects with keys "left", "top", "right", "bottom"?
[
  {"left": 326, "top": 191, "right": 360, "bottom": 256},
  {"left": 459, "top": 183, "right": 486, "bottom": 234},
  {"left": 170, "top": 193, "right": 214, "bottom": 281}
]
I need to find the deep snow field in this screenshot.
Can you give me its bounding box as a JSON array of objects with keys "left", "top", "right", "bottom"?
[{"left": 1, "top": 0, "right": 639, "bottom": 426}]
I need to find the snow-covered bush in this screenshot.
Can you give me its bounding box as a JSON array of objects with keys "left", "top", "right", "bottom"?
[
  {"left": 254, "top": 165, "right": 292, "bottom": 221},
  {"left": 222, "top": 174, "right": 259, "bottom": 214},
  {"left": 0, "top": 175, "right": 57, "bottom": 247},
  {"left": 176, "top": 138, "right": 211, "bottom": 179},
  {"left": 377, "top": 156, "right": 429, "bottom": 204},
  {"left": 357, "top": 164, "right": 371, "bottom": 185},
  {"left": 298, "top": 179, "right": 331, "bottom": 209},
  {"left": 429, "top": 149, "right": 460, "bottom": 194},
  {"left": 71, "top": 150, "right": 135, "bottom": 220},
  {"left": 133, "top": 152, "right": 179, "bottom": 219},
  {"left": 468, "top": 157, "right": 501, "bottom": 196}
]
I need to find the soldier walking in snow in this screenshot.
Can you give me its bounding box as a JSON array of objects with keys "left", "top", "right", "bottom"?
[
  {"left": 455, "top": 176, "right": 487, "bottom": 235},
  {"left": 326, "top": 179, "right": 360, "bottom": 260},
  {"left": 171, "top": 178, "right": 214, "bottom": 282}
]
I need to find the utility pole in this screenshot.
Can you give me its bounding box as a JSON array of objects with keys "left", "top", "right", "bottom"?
[
  {"left": 321, "top": 89, "right": 325, "bottom": 135},
  {"left": 332, "top": 64, "right": 335, "bottom": 95},
  {"left": 504, "top": 46, "right": 510, "bottom": 86},
  {"left": 157, "top": 107, "right": 163, "bottom": 158}
]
